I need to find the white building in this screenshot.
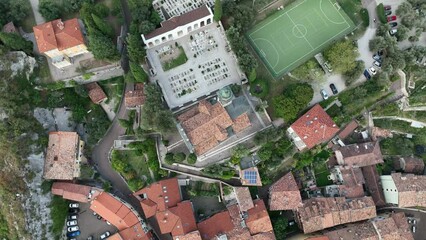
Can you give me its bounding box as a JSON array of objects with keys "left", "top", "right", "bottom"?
[
  {"left": 381, "top": 173, "right": 426, "bottom": 207},
  {"left": 152, "top": 0, "right": 214, "bottom": 20},
  {"left": 142, "top": 5, "right": 213, "bottom": 48}
]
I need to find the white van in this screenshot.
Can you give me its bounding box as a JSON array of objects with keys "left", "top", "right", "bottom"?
[{"left": 389, "top": 29, "right": 397, "bottom": 36}]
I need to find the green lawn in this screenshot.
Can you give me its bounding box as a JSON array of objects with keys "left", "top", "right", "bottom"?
[
  {"left": 117, "top": 150, "right": 153, "bottom": 182},
  {"left": 163, "top": 47, "right": 188, "bottom": 71},
  {"left": 314, "top": 163, "right": 332, "bottom": 187},
  {"left": 50, "top": 196, "right": 68, "bottom": 238},
  {"left": 98, "top": 76, "right": 124, "bottom": 111},
  {"left": 247, "top": 0, "right": 355, "bottom": 76}
]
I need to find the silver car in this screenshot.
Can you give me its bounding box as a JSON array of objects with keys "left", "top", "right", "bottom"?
[
  {"left": 67, "top": 220, "right": 78, "bottom": 226},
  {"left": 320, "top": 89, "right": 329, "bottom": 100},
  {"left": 67, "top": 226, "right": 79, "bottom": 232}
]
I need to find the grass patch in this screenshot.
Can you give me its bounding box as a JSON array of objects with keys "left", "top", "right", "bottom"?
[
  {"left": 163, "top": 46, "right": 188, "bottom": 71},
  {"left": 314, "top": 163, "right": 332, "bottom": 187},
  {"left": 126, "top": 150, "right": 152, "bottom": 182},
  {"left": 80, "top": 164, "right": 95, "bottom": 179},
  {"left": 376, "top": 3, "right": 387, "bottom": 24},
  {"left": 50, "top": 196, "right": 68, "bottom": 237},
  {"left": 360, "top": 8, "right": 369, "bottom": 28},
  {"left": 250, "top": 79, "right": 270, "bottom": 98},
  {"left": 41, "top": 180, "right": 53, "bottom": 194},
  {"left": 111, "top": 150, "right": 146, "bottom": 191},
  {"left": 337, "top": 0, "right": 363, "bottom": 25}
]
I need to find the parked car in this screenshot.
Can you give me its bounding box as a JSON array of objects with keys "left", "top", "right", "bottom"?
[
  {"left": 67, "top": 226, "right": 79, "bottom": 232},
  {"left": 320, "top": 89, "right": 329, "bottom": 100},
  {"left": 385, "top": 10, "right": 392, "bottom": 16},
  {"left": 69, "top": 203, "right": 79, "bottom": 208},
  {"left": 389, "top": 22, "right": 398, "bottom": 27},
  {"left": 389, "top": 29, "right": 398, "bottom": 36},
  {"left": 100, "top": 231, "right": 111, "bottom": 239},
  {"left": 66, "top": 220, "right": 78, "bottom": 227},
  {"left": 373, "top": 54, "right": 381, "bottom": 61},
  {"left": 329, "top": 84, "right": 338, "bottom": 95},
  {"left": 67, "top": 215, "right": 78, "bottom": 220},
  {"left": 87, "top": 236, "right": 94, "bottom": 240},
  {"left": 369, "top": 67, "right": 377, "bottom": 75},
  {"left": 69, "top": 208, "right": 79, "bottom": 214},
  {"left": 387, "top": 15, "right": 397, "bottom": 22},
  {"left": 374, "top": 61, "right": 382, "bottom": 68},
  {"left": 364, "top": 69, "right": 371, "bottom": 80},
  {"left": 413, "top": 226, "right": 416, "bottom": 233},
  {"left": 384, "top": 5, "right": 391, "bottom": 10},
  {"left": 324, "top": 62, "right": 333, "bottom": 73},
  {"left": 67, "top": 231, "right": 81, "bottom": 238}
]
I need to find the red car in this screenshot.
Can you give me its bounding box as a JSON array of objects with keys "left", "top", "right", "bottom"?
[
  {"left": 387, "top": 15, "right": 397, "bottom": 22},
  {"left": 384, "top": 5, "right": 391, "bottom": 10}
]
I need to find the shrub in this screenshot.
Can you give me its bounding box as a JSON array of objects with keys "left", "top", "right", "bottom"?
[
  {"left": 187, "top": 153, "right": 197, "bottom": 164},
  {"left": 360, "top": 8, "right": 369, "bottom": 28},
  {"left": 376, "top": 3, "right": 386, "bottom": 24},
  {"left": 173, "top": 152, "right": 186, "bottom": 163},
  {"left": 165, "top": 153, "right": 174, "bottom": 165}
]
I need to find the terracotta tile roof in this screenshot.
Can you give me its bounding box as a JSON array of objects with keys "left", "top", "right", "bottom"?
[
  {"left": 232, "top": 113, "right": 251, "bottom": 133},
  {"left": 361, "top": 166, "right": 386, "bottom": 207},
  {"left": 295, "top": 197, "right": 376, "bottom": 233},
  {"left": 399, "top": 156, "right": 425, "bottom": 174},
  {"left": 2, "top": 22, "right": 18, "bottom": 34},
  {"left": 156, "top": 201, "right": 197, "bottom": 236},
  {"left": 325, "top": 221, "right": 378, "bottom": 240},
  {"left": 245, "top": 200, "right": 273, "bottom": 235},
  {"left": 173, "top": 230, "right": 202, "bottom": 240},
  {"left": 44, "top": 131, "right": 81, "bottom": 180},
  {"left": 326, "top": 212, "right": 413, "bottom": 240},
  {"left": 337, "top": 120, "right": 358, "bottom": 140},
  {"left": 240, "top": 167, "right": 262, "bottom": 186},
  {"left": 51, "top": 182, "right": 91, "bottom": 202},
  {"left": 391, "top": 173, "right": 426, "bottom": 207},
  {"left": 329, "top": 166, "right": 365, "bottom": 198},
  {"left": 125, "top": 83, "right": 146, "bottom": 108},
  {"left": 33, "top": 18, "right": 84, "bottom": 53},
  {"left": 250, "top": 232, "right": 276, "bottom": 240},
  {"left": 90, "top": 192, "right": 140, "bottom": 231},
  {"left": 144, "top": 5, "right": 212, "bottom": 40},
  {"left": 117, "top": 223, "right": 153, "bottom": 240},
  {"left": 335, "top": 142, "right": 383, "bottom": 167},
  {"left": 289, "top": 104, "right": 339, "bottom": 149},
  {"left": 234, "top": 187, "right": 254, "bottom": 212},
  {"left": 197, "top": 211, "right": 235, "bottom": 239},
  {"left": 268, "top": 172, "right": 302, "bottom": 210},
  {"left": 86, "top": 82, "right": 107, "bottom": 104},
  {"left": 133, "top": 178, "right": 181, "bottom": 218},
  {"left": 178, "top": 100, "right": 234, "bottom": 155}
]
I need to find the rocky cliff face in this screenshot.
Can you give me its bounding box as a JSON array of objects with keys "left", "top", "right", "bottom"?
[{"left": 0, "top": 51, "right": 36, "bottom": 80}]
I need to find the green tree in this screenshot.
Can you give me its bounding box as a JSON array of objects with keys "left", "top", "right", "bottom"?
[
  {"left": 248, "top": 68, "right": 256, "bottom": 82},
  {"left": 94, "top": 3, "right": 110, "bottom": 18},
  {"left": 165, "top": 153, "right": 174, "bottom": 164},
  {"left": 91, "top": 13, "right": 114, "bottom": 37},
  {"left": 0, "top": 32, "right": 33, "bottom": 53},
  {"left": 130, "top": 61, "right": 148, "bottom": 82},
  {"left": 343, "top": 60, "right": 364, "bottom": 85},
  {"left": 127, "top": 34, "right": 146, "bottom": 63},
  {"left": 376, "top": 3, "right": 387, "bottom": 24},
  {"left": 1, "top": 0, "right": 30, "bottom": 25},
  {"left": 231, "top": 144, "right": 250, "bottom": 159},
  {"left": 325, "top": 40, "right": 359, "bottom": 74},
  {"left": 395, "top": 25, "right": 409, "bottom": 41},
  {"left": 88, "top": 32, "right": 120, "bottom": 60},
  {"left": 187, "top": 153, "right": 197, "bottom": 164},
  {"left": 272, "top": 83, "right": 313, "bottom": 122},
  {"left": 272, "top": 217, "right": 288, "bottom": 239},
  {"left": 141, "top": 84, "right": 175, "bottom": 134},
  {"left": 214, "top": 0, "right": 222, "bottom": 22},
  {"left": 118, "top": 118, "right": 133, "bottom": 129},
  {"left": 139, "top": 20, "right": 156, "bottom": 35},
  {"left": 39, "top": 0, "right": 61, "bottom": 21}
]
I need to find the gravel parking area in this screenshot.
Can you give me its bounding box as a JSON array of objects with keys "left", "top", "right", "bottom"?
[{"left": 67, "top": 202, "right": 117, "bottom": 240}]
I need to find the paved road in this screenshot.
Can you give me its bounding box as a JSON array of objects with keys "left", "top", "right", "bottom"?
[{"left": 28, "top": 0, "right": 45, "bottom": 24}]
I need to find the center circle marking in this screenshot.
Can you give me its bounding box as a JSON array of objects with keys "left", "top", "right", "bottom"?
[{"left": 292, "top": 24, "right": 308, "bottom": 38}]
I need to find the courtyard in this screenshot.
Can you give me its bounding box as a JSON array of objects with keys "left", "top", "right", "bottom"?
[{"left": 146, "top": 23, "right": 245, "bottom": 109}]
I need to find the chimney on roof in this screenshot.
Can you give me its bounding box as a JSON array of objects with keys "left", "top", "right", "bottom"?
[
  {"left": 163, "top": 218, "right": 167, "bottom": 223},
  {"left": 314, "top": 117, "right": 318, "bottom": 120},
  {"left": 54, "top": 156, "right": 58, "bottom": 161},
  {"left": 57, "top": 20, "right": 64, "bottom": 30}
]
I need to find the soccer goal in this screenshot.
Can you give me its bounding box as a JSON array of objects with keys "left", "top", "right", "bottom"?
[{"left": 333, "top": 2, "right": 341, "bottom": 11}]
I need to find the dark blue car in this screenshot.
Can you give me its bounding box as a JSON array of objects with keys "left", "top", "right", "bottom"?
[
  {"left": 67, "top": 230, "right": 81, "bottom": 238},
  {"left": 363, "top": 69, "right": 371, "bottom": 80}
]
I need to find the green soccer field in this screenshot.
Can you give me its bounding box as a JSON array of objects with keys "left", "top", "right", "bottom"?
[{"left": 247, "top": 0, "right": 355, "bottom": 77}]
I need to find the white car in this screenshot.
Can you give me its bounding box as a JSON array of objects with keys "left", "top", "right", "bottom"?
[
  {"left": 69, "top": 203, "right": 79, "bottom": 208},
  {"left": 67, "top": 226, "right": 79, "bottom": 232},
  {"left": 67, "top": 220, "right": 78, "bottom": 226},
  {"left": 320, "top": 89, "right": 329, "bottom": 100},
  {"left": 369, "top": 67, "right": 377, "bottom": 75},
  {"left": 373, "top": 61, "right": 381, "bottom": 68},
  {"left": 100, "top": 231, "right": 111, "bottom": 239}
]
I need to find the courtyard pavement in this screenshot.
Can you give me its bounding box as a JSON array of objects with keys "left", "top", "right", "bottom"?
[{"left": 146, "top": 23, "right": 245, "bottom": 108}]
